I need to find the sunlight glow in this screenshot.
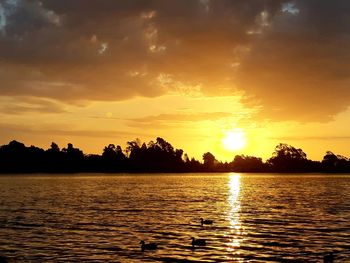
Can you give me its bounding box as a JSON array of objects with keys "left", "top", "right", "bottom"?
[{"left": 222, "top": 129, "right": 247, "bottom": 151}]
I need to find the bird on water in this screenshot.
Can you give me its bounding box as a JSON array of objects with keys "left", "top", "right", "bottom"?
[
  {"left": 140, "top": 240, "right": 158, "bottom": 252},
  {"left": 191, "top": 237, "right": 207, "bottom": 248},
  {"left": 323, "top": 252, "right": 334, "bottom": 263},
  {"left": 200, "top": 218, "right": 213, "bottom": 226}
]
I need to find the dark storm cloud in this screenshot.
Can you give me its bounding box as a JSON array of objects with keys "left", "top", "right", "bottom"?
[
  {"left": 236, "top": 0, "right": 350, "bottom": 121},
  {"left": 0, "top": 0, "right": 349, "bottom": 121}
]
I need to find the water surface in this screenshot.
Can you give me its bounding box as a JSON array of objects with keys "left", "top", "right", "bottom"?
[{"left": 0, "top": 173, "right": 349, "bottom": 262}]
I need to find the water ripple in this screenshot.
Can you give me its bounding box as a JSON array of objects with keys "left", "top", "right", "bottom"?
[{"left": 0, "top": 174, "right": 349, "bottom": 262}]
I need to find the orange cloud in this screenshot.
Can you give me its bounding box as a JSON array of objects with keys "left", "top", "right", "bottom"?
[{"left": 0, "top": 0, "right": 349, "bottom": 122}]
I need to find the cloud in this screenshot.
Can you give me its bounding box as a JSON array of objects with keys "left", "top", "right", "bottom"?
[
  {"left": 0, "top": 0, "right": 282, "bottom": 100},
  {"left": 0, "top": 123, "right": 155, "bottom": 139},
  {"left": 126, "top": 112, "right": 235, "bottom": 128},
  {"left": 0, "top": 96, "right": 67, "bottom": 114},
  {"left": 0, "top": 0, "right": 349, "bottom": 121},
  {"left": 0, "top": 0, "right": 60, "bottom": 36},
  {"left": 236, "top": 0, "right": 350, "bottom": 122},
  {"left": 270, "top": 136, "right": 350, "bottom": 141},
  {"left": 129, "top": 112, "right": 234, "bottom": 122}
]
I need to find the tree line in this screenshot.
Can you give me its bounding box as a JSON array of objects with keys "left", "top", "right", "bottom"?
[{"left": 0, "top": 138, "right": 349, "bottom": 173}]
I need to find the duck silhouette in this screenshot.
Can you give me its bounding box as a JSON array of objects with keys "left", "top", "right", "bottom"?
[
  {"left": 323, "top": 252, "right": 334, "bottom": 263},
  {"left": 200, "top": 218, "right": 213, "bottom": 226},
  {"left": 191, "top": 237, "right": 206, "bottom": 248},
  {"left": 140, "top": 240, "right": 158, "bottom": 252}
]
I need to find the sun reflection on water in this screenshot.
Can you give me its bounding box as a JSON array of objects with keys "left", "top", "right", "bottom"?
[{"left": 226, "top": 173, "right": 243, "bottom": 261}]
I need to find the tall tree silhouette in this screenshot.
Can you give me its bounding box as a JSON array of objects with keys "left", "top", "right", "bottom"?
[
  {"left": 61, "top": 143, "right": 84, "bottom": 172},
  {"left": 102, "top": 144, "right": 126, "bottom": 171},
  {"left": 322, "top": 151, "right": 349, "bottom": 172},
  {"left": 267, "top": 143, "right": 309, "bottom": 172},
  {"left": 203, "top": 152, "right": 217, "bottom": 171}
]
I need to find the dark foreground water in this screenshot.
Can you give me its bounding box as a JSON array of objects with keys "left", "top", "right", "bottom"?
[{"left": 0, "top": 174, "right": 349, "bottom": 262}]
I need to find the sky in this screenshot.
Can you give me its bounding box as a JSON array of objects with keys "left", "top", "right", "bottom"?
[{"left": 0, "top": 0, "right": 350, "bottom": 162}]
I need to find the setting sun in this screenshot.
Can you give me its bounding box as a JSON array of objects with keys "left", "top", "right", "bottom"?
[
  {"left": 1, "top": 1, "right": 350, "bottom": 262},
  {"left": 222, "top": 129, "right": 247, "bottom": 151}
]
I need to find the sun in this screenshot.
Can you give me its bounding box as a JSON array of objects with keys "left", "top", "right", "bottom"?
[{"left": 222, "top": 129, "right": 247, "bottom": 151}]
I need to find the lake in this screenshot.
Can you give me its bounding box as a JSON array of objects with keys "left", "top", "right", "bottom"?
[{"left": 0, "top": 174, "right": 349, "bottom": 262}]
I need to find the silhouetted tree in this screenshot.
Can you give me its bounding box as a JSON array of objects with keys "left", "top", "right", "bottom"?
[
  {"left": 231, "top": 155, "right": 266, "bottom": 172},
  {"left": 126, "top": 139, "right": 142, "bottom": 157},
  {"left": 184, "top": 157, "right": 202, "bottom": 172},
  {"left": 0, "top": 140, "right": 45, "bottom": 172},
  {"left": 26, "top": 145, "right": 45, "bottom": 171},
  {"left": 84, "top": 154, "right": 103, "bottom": 172},
  {"left": 102, "top": 144, "right": 126, "bottom": 171},
  {"left": 48, "top": 142, "right": 60, "bottom": 153},
  {"left": 0, "top": 139, "right": 349, "bottom": 173},
  {"left": 203, "top": 152, "right": 217, "bottom": 171},
  {"left": 102, "top": 144, "right": 125, "bottom": 161},
  {"left": 183, "top": 153, "right": 190, "bottom": 163},
  {"left": 267, "top": 143, "right": 310, "bottom": 172},
  {"left": 60, "top": 143, "right": 84, "bottom": 172},
  {"left": 322, "top": 151, "right": 349, "bottom": 172},
  {"left": 44, "top": 142, "right": 63, "bottom": 171},
  {"left": 124, "top": 137, "right": 185, "bottom": 172}
]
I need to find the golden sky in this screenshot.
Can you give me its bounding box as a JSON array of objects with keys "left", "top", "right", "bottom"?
[{"left": 0, "top": 0, "right": 350, "bottom": 161}]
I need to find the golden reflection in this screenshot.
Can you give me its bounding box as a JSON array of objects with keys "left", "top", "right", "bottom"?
[{"left": 226, "top": 173, "right": 243, "bottom": 261}]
